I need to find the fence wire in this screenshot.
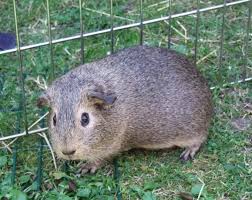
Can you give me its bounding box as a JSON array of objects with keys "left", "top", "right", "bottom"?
[{"left": 0, "top": 0, "right": 250, "bottom": 55}]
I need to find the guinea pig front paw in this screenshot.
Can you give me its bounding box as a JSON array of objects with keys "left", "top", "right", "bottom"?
[{"left": 77, "top": 160, "right": 104, "bottom": 175}]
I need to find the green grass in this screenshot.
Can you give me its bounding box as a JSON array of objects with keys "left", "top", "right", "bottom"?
[{"left": 0, "top": 0, "right": 252, "bottom": 199}]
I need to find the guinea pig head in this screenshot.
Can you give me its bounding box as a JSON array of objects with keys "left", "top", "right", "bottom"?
[{"left": 37, "top": 84, "right": 117, "bottom": 161}]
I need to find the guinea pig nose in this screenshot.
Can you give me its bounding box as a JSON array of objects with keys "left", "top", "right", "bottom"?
[{"left": 62, "top": 149, "right": 76, "bottom": 156}]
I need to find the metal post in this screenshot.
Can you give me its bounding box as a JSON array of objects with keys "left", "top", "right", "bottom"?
[
  {"left": 79, "top": 0, "right": 85, "bottom": 64},
  {"left": 140, "top": 0, "right": 144, "bottom": 45},
  {"left": 194, "top": 0, "right": 200, "bottom": 64},
  {"left": 113, "top": 159, "right": 122, "bottom": 200},
  {"left": 36, "top": 110, "right": 45, "bottom": 191},
  {"left": 242, "top": 0, "right": 252, "bottom": 80},
  {"left": 46, "top": 0, "right": 55, "bottom": 82},
  {"left": 218, "top": 0, "right": 227, "bottom": 83},
  {"left": 12, "top": 0, "right": 28, "bottom": 134},
  {"left": 110, "top": 0, "right": 114, "bottom": 53},
  {"left": 168, "top": 0, "right": 172, "bottom": 49}
]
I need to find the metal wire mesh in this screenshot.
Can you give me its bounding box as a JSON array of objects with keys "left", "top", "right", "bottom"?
[{"left": 0, "top": 0, "right": 251, "bottom": 197}]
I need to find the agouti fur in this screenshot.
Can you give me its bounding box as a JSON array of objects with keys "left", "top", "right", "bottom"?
[{"left": 38, "top": 45, "right": 213, "bottom": 173}]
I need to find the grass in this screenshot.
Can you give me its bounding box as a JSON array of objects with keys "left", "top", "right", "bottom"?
[{"left": 0, "top": 0, "right": 252, "bottom": 199}]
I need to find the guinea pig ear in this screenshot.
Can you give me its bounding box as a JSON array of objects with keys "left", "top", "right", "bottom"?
[
  {"left": 87, "top": 91, "right": 117, "bottom": 108},
  {"left": 37, "top": 92, "right": 51, "bottom": 108}
]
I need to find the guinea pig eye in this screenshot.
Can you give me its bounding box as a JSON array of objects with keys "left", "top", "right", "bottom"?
[
  {"left": 53, "top": 114, "right": 56, "bottom": 126},
  {"left": 81, "top": 112, "right": 89, "bottom": 127}
]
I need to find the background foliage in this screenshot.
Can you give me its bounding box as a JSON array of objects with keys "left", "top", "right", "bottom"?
[{"left": 0, "top": 0, "right": 251, "bottom": 199}]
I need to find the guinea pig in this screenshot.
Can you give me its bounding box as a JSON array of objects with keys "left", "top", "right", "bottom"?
[{"left": 38, "top": 45, "right": 213, "bottom": 173}]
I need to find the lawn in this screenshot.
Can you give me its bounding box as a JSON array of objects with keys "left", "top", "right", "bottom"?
[{"left": 0, "top": 0, "right": 252, "bottom": 199}]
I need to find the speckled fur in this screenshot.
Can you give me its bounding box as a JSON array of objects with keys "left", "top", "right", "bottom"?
[{"left": 41, "top": 45, "right": 213, "bottom": 164}]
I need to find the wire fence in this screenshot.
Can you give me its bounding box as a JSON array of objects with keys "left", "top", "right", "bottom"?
[{"left": 0, "top": 0, "right": 251, "bottom": 197}]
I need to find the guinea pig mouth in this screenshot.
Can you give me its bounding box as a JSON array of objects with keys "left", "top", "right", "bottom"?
[
  {"left": 59, "top": 151, "right": 87, "bottom": 161},
  {"left": 60, "top": 154, "right": 79, "bottom": 160},
  {"left": 65, "top": 156, "right": 76, "bottom": 160}
]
